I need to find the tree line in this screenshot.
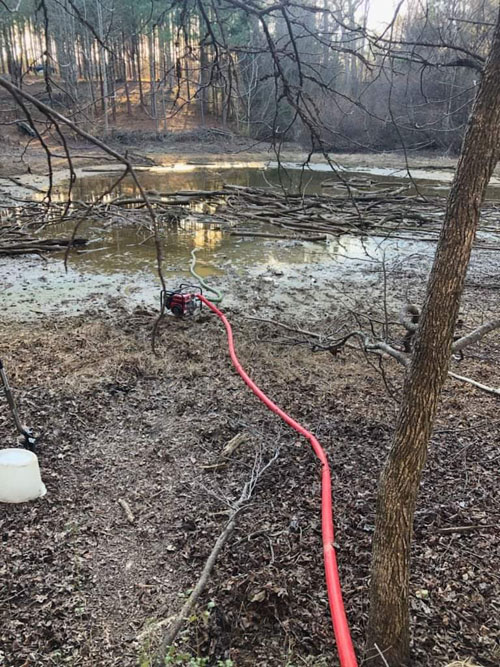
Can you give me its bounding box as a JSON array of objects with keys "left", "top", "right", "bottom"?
[{"left": 0, "top": 0, "right": 496, "bottom": 152}]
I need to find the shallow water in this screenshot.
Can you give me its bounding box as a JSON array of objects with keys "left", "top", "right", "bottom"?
[
  {"left": 46, "top": 161, "right": 455, "bottom": 278},
  {"left": 2, "top": 161, "right": 496, "bottom": 319},
  {"left": 46, "top": 164, "right": 380, "bottom": 279},
  {"left": 64, "top": 159, "right": 473, "bottom": 203}
]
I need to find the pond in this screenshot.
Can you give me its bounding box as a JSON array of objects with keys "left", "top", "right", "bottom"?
[
  {"left": 47, "top": 160, "right": 469, "bottom": 276},
  {"left": 2, "top": 160, "right": 498, "bottom": 319}
]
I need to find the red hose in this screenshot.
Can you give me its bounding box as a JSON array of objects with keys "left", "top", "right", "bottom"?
[{"left": 198, "top": 295, "right": 358, "bottom": 667}]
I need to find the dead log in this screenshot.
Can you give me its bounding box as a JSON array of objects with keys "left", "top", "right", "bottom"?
[
  {"left": 230, "top": 230, "right": 326, "bottom": 241},
  {"left": 0, "top": 237, "right": 88, "bottom": 255}
]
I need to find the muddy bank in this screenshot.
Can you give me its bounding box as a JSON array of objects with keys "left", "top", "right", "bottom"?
[
  {"left": 1, "top": 227, "right": 498, "bottom": 331},
  {"left": 1, "top": 159, "right": 499, "bottom": 324},
  {"left": 0, "top": 301, "right": 499, "bottom": 666}
]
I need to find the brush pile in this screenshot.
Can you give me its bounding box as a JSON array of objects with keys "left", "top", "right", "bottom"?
[
  {"left": 0, "top": 209, "right": 87, "bottom": 256},
  {"left": 3, "top": 178, "right": 500, "bottom": 250}
]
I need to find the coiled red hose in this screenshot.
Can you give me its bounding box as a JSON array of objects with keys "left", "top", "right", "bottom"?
[{"left": 198, "top": 295, "right": 358, "bottom": 667}]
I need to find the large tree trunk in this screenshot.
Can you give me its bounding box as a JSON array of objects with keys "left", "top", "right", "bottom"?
[{"left": 365, "top": 8, "right": 500, "bottom": 666}]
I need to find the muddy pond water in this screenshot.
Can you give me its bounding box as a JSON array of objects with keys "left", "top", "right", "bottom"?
[
  {"left": 48, "top": 160, "right": 470, "bottom": 276},
  {"left": 3, "top": 160, "right": 498, "bottom": 319}
]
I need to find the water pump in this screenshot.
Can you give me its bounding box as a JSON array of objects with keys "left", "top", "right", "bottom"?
[{"left": 160, "top": 284, "right": 201, "bottom": 317}]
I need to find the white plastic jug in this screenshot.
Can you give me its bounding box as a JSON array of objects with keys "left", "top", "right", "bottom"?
[{"left": 0, "top": 448, "right": 47, "bottom": 503}]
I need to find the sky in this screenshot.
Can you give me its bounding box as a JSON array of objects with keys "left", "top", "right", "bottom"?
[{"left": 366, "top": 0, "right": 401, "bottom": 31}]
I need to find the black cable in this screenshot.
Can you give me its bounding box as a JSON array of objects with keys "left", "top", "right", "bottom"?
[{"left": 0, "top": 359, "right": 39, "bottom": 451}]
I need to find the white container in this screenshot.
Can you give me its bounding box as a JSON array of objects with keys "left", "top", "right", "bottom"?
[{"left": 0, "top": 448, "right": 47, "bottom": 503}]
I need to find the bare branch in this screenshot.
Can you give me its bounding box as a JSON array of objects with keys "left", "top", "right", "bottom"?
[
  {"left": 151, "top": 447, "right": 280, "bottom": 658},
  {"left": 452, "top": 318, "right": 500, "bottom": 352},
  {"left": 448, "top": 372, "right": 500, "bottom": 397}
]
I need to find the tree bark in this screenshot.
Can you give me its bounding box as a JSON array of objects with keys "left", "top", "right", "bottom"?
[
  {"left": 148, "top": 27, "right": 158, "bottom": 133},
  {"left": 96, "top": 0, "right": 109, "bottom": 134},
  {"left": 366, "top": 7, "right": 500, "bottom": 666}
]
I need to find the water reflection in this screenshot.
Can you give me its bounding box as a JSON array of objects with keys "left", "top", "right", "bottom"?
[
  {"left": 45, "top": 164, "right": 454, "bottom": 279},
  {"left": 61, "top": 216, "right": 334, "bottom": 278},
  {"left": 46, "top": 167, "right": 334, "bottom": 277},
  {"left": 192, "top": 225, "right": 223, "bottom": 251},
  {"left": 62, "top": 166, "right": 272, "bottom": 202}
]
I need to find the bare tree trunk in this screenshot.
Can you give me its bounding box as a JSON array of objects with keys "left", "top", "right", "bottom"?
[
  {"left": 82, "top": 26, "right": 97, "bottom": 117},
  {"left": 366, "top": 8, "right": 500, "bottom": 666},
  {"left": 96, "top": 0, "right": 109, "bottom": 135},
  {"left": 109, "top": 53, "right": 117, "bottom": 123},
  {"left": 184, "top": 19, "right": 191, "bottom": 103},
  {"left": 148, "top": 28, "right": 159, "bottom": 134},
  {"left": 14, "top": 23, "right": 24, "bottom": 81},
  {"left": 0, "top": 34, "right": 7, "bottom": 74},
  {"left": 136, "top": 37, "right": 146, "bottom": 110},
  {"left": 122, "top": 34, "right": 132, "bottom": 116},
  {"left": 199, "top": 42, "right": 207, "bottom": 126}
]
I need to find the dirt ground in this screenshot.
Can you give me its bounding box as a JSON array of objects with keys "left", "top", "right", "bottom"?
[
  {"left": 1, "top": 122, "right": 499, "bottom": 665},
  {"left": 1, "top": 277, "right": 499, "bottom": 666}
]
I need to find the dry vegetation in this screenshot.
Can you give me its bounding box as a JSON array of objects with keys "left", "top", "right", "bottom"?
[{"left": 1, "top": 298, "right": 498, "bottom": 666}]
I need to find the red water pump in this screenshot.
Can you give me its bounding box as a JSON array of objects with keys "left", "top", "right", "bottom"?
[{"left": 161, "top": 284, "right": 201, "bottom": 317}]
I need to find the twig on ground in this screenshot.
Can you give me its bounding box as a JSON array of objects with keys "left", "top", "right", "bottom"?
[
  {"left": 221, "top": 432, "right": 248, "bottom": 458},
  {"left": 448, "top": 372, "right": 500, "bottom": 396},
  {"left": 117, "top": 498, "right": 135, "bottom": 524},
  {"left": 436, "top": 524, "right": 497, "bottom": 534},
  {"left": 373, "top": 642, "right": 391, "bottom": 667}
]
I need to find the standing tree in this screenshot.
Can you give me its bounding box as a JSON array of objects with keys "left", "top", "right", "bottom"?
[{"left": 366, "top": 5, "right": 500, "bottom": 665}]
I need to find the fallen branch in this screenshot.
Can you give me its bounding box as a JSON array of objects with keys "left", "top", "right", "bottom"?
[
  {"left": 452, "top": 318, "right": 500, "bottom": 352},
  {"left": 157, "top": 511, "right": 239, "bottom": 653},
  {"left": 150, "top": 447, "right": 280, "bottom": 660},
  {"left": 333, "top": 335, "right": 498, "bottom": 396},
  {"left": 200, "top": 462, "right": 227, "bottom": 471},
  {"left": 0, "top": 237, "right": 88, "bottom": 255},
  {"left": 448, "top": 371, "right": 500, "bottom": 396},
  {"left": 436, "top": 524, "right": 497, "bottom": 534},
  {"left": 266, "top": 315, "right": 498, "bottom": 399},
  {"left": 230, "top": 230, "right": 327, "bottom": 242},
  {"left": 117, "top": 498, "right": 135, "bottom": 524},
  {"left": 244, "top": 315, "right": 324, "bottom": 340}
]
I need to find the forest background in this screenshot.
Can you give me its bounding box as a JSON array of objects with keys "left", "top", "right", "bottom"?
[{"left": 0, "top": 0, "right": 495, "bottom": 155}]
